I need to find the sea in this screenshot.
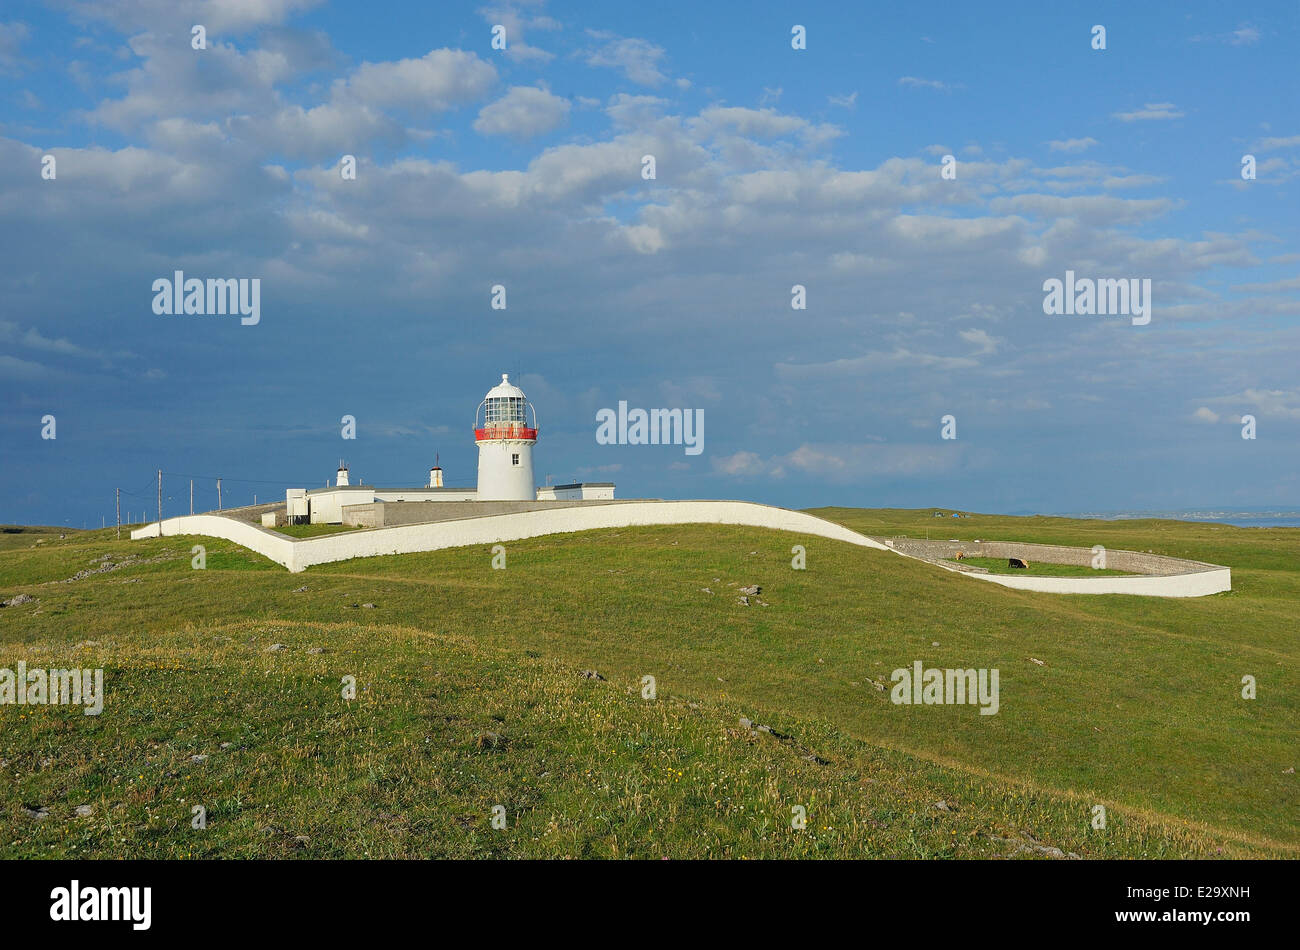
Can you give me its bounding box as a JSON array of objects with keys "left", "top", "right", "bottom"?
[{"left": 1057, "top": 508, "right": 1300, "bottom": 528}]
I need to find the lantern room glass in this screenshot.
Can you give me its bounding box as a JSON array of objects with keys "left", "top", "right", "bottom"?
[{"left": 485, "top": 397, "right": 526, "bottom": 425}]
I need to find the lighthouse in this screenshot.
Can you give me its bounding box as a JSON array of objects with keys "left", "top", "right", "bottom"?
[{"left": 475, "top": 373, "right": 537, "bottom": 501}]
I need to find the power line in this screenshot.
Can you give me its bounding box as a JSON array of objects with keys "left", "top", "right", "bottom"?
[{"left": 160, "top": 471, "right": 328, "bottom": 487}]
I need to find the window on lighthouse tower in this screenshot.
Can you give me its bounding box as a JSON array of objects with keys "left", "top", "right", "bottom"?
[{"left": 512, "top": 453, "right": 520, "bottom": 466}]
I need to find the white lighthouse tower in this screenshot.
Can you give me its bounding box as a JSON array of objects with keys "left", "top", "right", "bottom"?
[{"left": 475, "top": 373, "right": 537, "bottom": 501}]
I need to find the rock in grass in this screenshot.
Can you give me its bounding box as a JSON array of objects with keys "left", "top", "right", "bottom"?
[
  {"left": 739, "top": 585, "right": 761, "bottom": 596},
  {"left": 74, "top": 804, "right": 94, "bottom": 818},
  {"left": 23, "top": 805, "right": 49, "bottom": 820},
  {"left": 190, "top": 754, "right": 208, "bottom": 764},
  {"left": 265, "top": 643, "right": 288, "bottom": 652},
  {"left": 579, "top": 669, "right": 605, "bottom": 680},
  {"left": 1, "top": 593, "right": 36, "bottom": 608}
]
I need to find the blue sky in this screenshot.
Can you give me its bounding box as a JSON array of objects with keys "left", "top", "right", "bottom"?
[{"left": 2, "top": 0, "right": 1298, "bottom": 527}]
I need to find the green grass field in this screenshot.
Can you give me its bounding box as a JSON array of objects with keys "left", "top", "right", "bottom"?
[
  {"left": 941, "top": 556, "right": 1135, "bottom": 577},
  {"left": 273, "top": 523, "right": 363, "bottom": 539},
  {"left": 0, "top": 508, "right": 1294, "bottom": 859}
]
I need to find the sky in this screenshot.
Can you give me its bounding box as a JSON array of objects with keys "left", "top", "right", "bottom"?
[{"left": 1, "top": 0, "right": 1298, "bottom": 528}]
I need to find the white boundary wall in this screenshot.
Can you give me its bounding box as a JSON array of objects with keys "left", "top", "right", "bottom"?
[
  {"left": 132, "top": 501, "right": 1230, "bottom": 596},
  {"left": 909, "top": 556, "right": 1230, "bottom": 597},
  {"left": 882, "top": 542, "right": 1231, "bottom": 597},
  {"left": 133, "top": 501, "right": 888, "bottom": 573},
  {"left": 968, "top": 569, "right": 1230, "bottom": 597},
  {"left": 131, "top": 514, "right": 296, "bottom": 568}
]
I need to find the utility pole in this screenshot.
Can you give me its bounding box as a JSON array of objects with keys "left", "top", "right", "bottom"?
[
  {"left": 115, "top": 489, "right": 120, "bottom": 540},
  {"left": 190, "top": 479, "right": 194, "bottom": 515},
  {"left": 217, "top": 478, "right": 222, "bottom": 511},
  {"left": 157, "top": 469, "right": 162, "bottom": 536}
]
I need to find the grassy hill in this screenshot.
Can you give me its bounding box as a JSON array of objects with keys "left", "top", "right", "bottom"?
[{"left": 0, "top": 509, "right": 1294, "bottom": 858}]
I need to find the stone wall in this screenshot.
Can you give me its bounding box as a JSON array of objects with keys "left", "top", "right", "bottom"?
[{"left": 877, "top": 538, "right": 1230, "bottom": 597}]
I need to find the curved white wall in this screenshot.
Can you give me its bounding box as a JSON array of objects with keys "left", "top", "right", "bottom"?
[
  {"left": 883, "top": 541, "right": 1231, "bottom": 597},
  {"left": 130, "top": 502, "right": 1229, "bottom": 597},
  {"left": 290, "top": 500, "right": 888, "bottom": 571},
  {"left": 958, "top": 567, "right": 1230, "bottom": 597},
  {"left": 131, "top": 514, "right": 296, "bottom": 569},
  {"left": 133, "top": 501, "right": 886, "bottom": 573}
]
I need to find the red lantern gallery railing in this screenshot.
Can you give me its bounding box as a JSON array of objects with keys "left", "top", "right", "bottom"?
[{"left": 475, "top": 425, "right": 537, "bottom": 441}]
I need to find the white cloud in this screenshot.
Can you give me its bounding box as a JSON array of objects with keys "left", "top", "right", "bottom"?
[
  {"left": 1112, "top": 102, "right": 1183, "bottom": 122},
  {"left": 712, "top": 450, "right": 766, "bottom": 477},
  {"left": 898, "top": 76, "right": 949, "bottom": 91},
  {"left": 1254, "top": 135, "right": 1300, "bottom": 151},
  {"left": 991, "top": 193, "right": 1178, "bottom": 225},
  {"left": 605, "top": 93, "right": 668, "bottom": 128},
  {"left": 338, "top": 48, "right": 497, "bottom": 112},
  {"left": 477, "top": 2, "right": 557, "bottom": 63},
  {"left": 584, "top": 30, "right": 668, "bottom": 86},
  {"left": 234, "top": 102, "right": 406, "bottom": 160},
  {"left": 0, "top": 353, "right": 50, "bottom": 380},
  {"left": 1197, "top": 390, "right": 1300, "bottom": 421},
  {"left": 474, "top": 85, "right": 570, "bottom": 139},
  {"left": 715, "top": 443, "right": 962, "bottom": 483},
  {"left": 1240, "top": 389, "right": 1300, "bottom": 419},
  {"left": 959, "top": 328, "right": 999, "bottom": 354},
  {"left": 0, "top": 21, "right": 30, "bottom": 74},
  {"left": 696, "top": 106, "right": 814, "bottom": 140},
  {"left": 1230, "top": 24, "right": 1261, "bottom": 46},
  {"left": 53, "top": 0, "right": 323, "bottom": 32},
  {"left": 1047, "top": 137, "right": 1099, "bottom": 153}
]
